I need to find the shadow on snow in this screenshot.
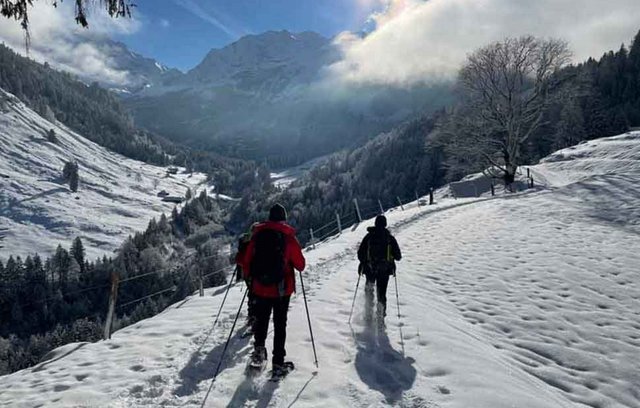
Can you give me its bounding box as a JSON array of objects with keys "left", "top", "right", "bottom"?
[
  {"left": 173, "top": 329, "right": 252, "bottom": 397},
  {"left": 354, "top": 322, "right": 416, "bottom": 404}
]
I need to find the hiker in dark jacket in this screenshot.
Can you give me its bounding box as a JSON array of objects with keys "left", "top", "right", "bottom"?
[
  {"left": 240, "top": 204, "right": 306, "bottom": 375},
  {"left": 357, "top": 215, "right": 401, "bottom": 321}
]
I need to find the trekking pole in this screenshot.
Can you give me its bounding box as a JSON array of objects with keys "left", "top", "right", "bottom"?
[
  {"left": 214, "top": 268, "right": 237, "bottom": 326},
  {"left": 393, "top": 272, "right": 401, "bottom": 320},
  {"left": 394, "top": 272, "right": 406, "bottom": 357},
  {"left": 201, "top": 287, "right": 248, "bottom": 408},
  {"left": 348, "top": 272, "right": 362, "bottom": 325},
  {"left": 197, "top": 268, "right": 237, "bottom": 353},
  {"left": 299, "top": 271, "right": 319, "bottom": 368}
]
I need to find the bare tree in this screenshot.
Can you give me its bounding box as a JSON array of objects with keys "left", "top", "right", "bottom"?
[{"left": 441, "top": 36, "right": 571, "bottom": 185}]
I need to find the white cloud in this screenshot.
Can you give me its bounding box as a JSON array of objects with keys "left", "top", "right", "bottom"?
[
  {"left": 331, "top": 0, "right": 640, "bottom": 86},
  {"left": 160, "top": 19, "right": 171, "bottom": 28},
  {"left": 170, "top": 0, "right": 249, "bottom": 39},
  {"left": 0, "top": 2, "right": 141, "bottom": 86}
]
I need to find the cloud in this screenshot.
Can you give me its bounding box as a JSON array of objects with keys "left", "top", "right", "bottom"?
[
  {"left": 170, "top": 0, "right": 250, "bottom": 39},
  {"left": 330, "top": 0, "right": 640, "bottom": 86},
  {"left": 0, "top": 1, "right": 141, "bottom": 86},
  {"left": 160, "top": 19, "right": 171, "bottom": 28}
]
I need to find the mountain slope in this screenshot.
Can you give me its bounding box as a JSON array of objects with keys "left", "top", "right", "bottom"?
[
  {"left": 1, "top": 132, "right": 638, "bottom": 407},
  {"left": 0, "top": 89, "right": 206, "bottom": 260},
  {"left": 0, "top": 44, "right": 171, "bottom": 165}
]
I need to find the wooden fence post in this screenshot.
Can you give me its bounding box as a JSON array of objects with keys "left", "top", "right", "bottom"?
[
  {"left": 397, "top": 196, "right": 405, "bottom": 211},
  {"left": 415, "top": 191, "right": 420, "bottom": 206},
  {"left": 103, "top": 271, "right": 120, "bottom": 340},
  {"left": 378, "top": 199, "right": 385, "bottom": 214},
  {"left": 310, "top": 228, "right": 316, "bottom": 249},
  {"left": 353, "top": 198, "right": 362, "bottom": 223},
  {"left": 336, "top": 212, "right": 342, "bottom": 235},
  {"left": 491, "top": 182, "right": 495, "bottom": 196},
  {"left": 199, "top": 268, "right": 204, "bottom": 297},
  {"left": 429, "top": 188, "right": 434, "bottom": 205}
]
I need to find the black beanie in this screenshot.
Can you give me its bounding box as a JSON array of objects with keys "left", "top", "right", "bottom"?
[
  {"left": 269, "top": 203, "right": 287, "bottom": 222},
  {"left": 375, "top": 215, "right": 387, "bottom": 228}
]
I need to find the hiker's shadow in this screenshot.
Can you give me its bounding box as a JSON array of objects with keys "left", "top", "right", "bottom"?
[
  {"left": 173, "top": 330, "right": 252, "bottom": 397},
  {"left": 354, "top": 324, "right": 416, "bottom": 403},
  {"left": 226, "top": 373, "right": 279, "bottom": 408}
]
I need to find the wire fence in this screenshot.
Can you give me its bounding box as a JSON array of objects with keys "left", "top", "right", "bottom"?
[{"left": 296, "top": 190, "right": 435, "bottom": 250}]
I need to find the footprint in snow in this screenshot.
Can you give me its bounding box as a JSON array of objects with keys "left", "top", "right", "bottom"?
[{"left": 436, "top": 386, "right": 451, "bottom": 395}]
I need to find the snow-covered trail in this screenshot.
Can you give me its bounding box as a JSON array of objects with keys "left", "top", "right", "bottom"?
[
  {"left": 1, "top": 133, "right": 639, "bottom": 408},
  {"left": 0, "top": 197, "right": 579, "bottom": 408}
]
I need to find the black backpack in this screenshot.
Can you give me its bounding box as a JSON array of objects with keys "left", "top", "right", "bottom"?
[
  {"left": 250, "top": 229, "right": 287, "bottom": 285},
  {"left": 367, "top": 230, "right": 393, "bottom": 273}
]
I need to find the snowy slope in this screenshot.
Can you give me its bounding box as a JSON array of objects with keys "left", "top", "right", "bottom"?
[
  {"left": 1, "top": 132, "right": 639, "bottom": 408},
  {"left": 0, "top": 89, "right": 207, "bottom": 260}
]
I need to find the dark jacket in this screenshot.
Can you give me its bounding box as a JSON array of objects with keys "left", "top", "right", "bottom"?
[
  {"left": 241, "top": 221, "right": 306, "bottom": 298},
  {"left": 357, "top": 226, "right": 401, "bottom": 275}
]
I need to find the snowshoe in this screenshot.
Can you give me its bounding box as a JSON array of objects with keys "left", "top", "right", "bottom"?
[
  {"left": 270, "top": 361, "right": 295, "bottom": 382},
  {"left": 247, "top": 346, "right": 267, "bottom": 373}
]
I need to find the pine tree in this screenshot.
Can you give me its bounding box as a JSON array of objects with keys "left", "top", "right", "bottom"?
[
  {"left": 52, "top": 245, "right": 71, "bottom": 288},
  {"left": 70, "top": 237, "right": 85, "bottom": 274},
  {"left": 554, "top": 101, "right": 587, "bottom": 150},
  {"left": 46, "top": 128, "right": 57, "bottom": 143},
  {"left": 62, "top": 161, "right": 79, "bottom": 192},
  {"left": 62, "top": 161, "right": 74, "bottom": 182},
  {"left": 69, "top": 163, "right": 79, "bottom": 193}
]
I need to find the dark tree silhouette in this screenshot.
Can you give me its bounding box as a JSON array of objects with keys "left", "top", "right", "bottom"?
[
  {"left": 0, "top": 0, "right": 132, "bottom": 29},
  {"left": 1, "top": 0, "right": 133, "bottom": 48}
]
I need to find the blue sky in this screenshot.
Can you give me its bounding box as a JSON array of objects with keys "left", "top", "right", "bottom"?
[{"left": 113, "top": 0, "right": 381, "bottom": 71}]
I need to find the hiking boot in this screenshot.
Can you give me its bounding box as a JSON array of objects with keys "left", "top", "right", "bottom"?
[
  {"left": 250, "top": 346, "right": 267, "bottom": 366},
  {"left": 271, "top": 361, "right": 295, "bottom": 380},
  {"left": 246, "top": 315, "right": 257, "bottom": 328},
  {"left": 377, "top": 302, "right": 387, "bottom": 318}
]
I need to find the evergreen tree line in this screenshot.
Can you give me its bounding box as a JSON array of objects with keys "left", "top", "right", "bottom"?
[{"left": 0, "top": 190, "right": 232, "bottom": 375}]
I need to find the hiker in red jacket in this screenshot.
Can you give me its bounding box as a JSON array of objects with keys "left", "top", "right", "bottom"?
[{"left": 241, "top": 203, "right": 306, "bottom": 375}]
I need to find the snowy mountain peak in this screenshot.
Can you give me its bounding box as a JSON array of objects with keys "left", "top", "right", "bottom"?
[{"left": 186, "top": 30, "right": 334, "bottom": 84}]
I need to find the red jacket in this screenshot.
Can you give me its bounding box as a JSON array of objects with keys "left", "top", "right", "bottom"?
[{"left": 241, "top": 221, "right": 306, "bottom": 298}]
